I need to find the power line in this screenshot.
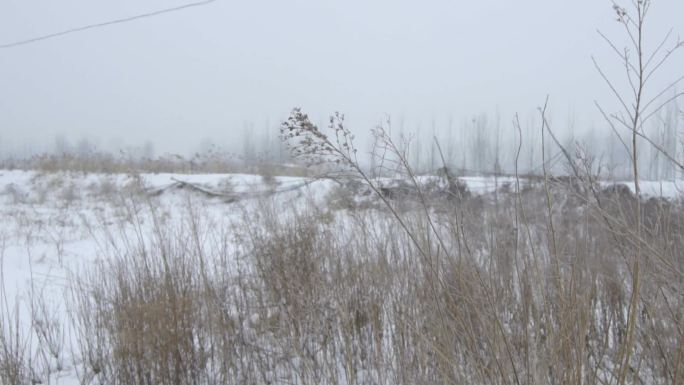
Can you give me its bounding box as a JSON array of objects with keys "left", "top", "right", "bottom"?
[{"left": 0, "top": 0, "right": 218, "bottom": 49}]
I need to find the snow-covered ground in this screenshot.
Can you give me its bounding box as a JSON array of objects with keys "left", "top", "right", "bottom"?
[
  {"left": 0, "top": 169, "right": 681, "bottom": 384},
  {"left": 0, "top": 170, "right": 334, "bottom": 384}
]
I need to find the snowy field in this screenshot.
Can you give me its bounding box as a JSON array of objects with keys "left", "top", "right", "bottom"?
[
  {"left": 0, "top": 170, "right": 335, "bottom": 384},
  {"left": 1, "top": 169, "right": 682, "bottom": 384}
]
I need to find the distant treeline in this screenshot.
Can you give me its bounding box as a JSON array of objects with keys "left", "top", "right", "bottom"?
[{"left": 1, "top": 102, "right": 681, "bottom": 179}]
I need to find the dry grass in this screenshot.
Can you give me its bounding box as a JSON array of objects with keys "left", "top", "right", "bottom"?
[
  {"left": 1, "top": 158, "right": 682, "bottom": 385},
  {"left": 1, "top": 151, "right": 309, "bottom": 177},
  {"left": 53, "top": 177, "right": 683, "bottom": 385}
]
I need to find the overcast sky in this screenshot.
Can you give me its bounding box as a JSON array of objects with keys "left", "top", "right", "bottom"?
[{"left": 0, "top": 0, "right": 682, "bottom": 155}]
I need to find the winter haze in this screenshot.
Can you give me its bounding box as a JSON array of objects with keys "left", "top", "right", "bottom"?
[
  {"left": 1, "top": 0, "right": 682, "bottom": 156},
  {"left": 2, "top": 2, "right": 684, "bottom": 384}
]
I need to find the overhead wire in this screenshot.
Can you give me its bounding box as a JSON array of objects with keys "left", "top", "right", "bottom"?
[{"left": 0, "top": 0, "right": 217, "bottom": 49}]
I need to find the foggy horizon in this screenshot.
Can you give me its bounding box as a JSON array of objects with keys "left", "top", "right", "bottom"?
[{"left": 1, "top": 0, "right": 683, "bottom": 158}]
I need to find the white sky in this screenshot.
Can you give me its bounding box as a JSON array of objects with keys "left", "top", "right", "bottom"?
[{"left": 0, "top": 0, "right": 682, "bottom": 155}]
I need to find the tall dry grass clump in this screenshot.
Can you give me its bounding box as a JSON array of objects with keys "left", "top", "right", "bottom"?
[{"left": 61, "top": 170, "right": 684, "bottom": 385}]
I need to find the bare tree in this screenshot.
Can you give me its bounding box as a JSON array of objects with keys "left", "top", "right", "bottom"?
[{"left": 593, "top": 1, "right": 683, "bottom": 384}]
